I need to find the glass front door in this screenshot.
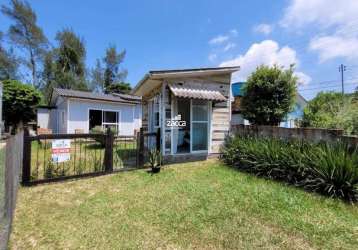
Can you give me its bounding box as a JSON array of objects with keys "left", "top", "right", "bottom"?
[
  {"left": 192, "top": 100, "right": 209, "bottom": 152},
  {"left": 171, "top": 98, "right": 209, "bottom": 154}
]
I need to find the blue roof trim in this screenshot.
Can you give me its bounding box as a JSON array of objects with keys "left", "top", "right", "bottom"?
[{"left": 232, "top": 82, "right": 246, "bottom": 97}]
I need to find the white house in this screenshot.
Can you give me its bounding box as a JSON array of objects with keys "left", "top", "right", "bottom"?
[{"left": 37, "top": 88, "right": 141, "bottom": 136}]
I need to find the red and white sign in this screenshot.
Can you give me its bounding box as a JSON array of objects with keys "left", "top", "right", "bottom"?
[{"left": 52, "top": 139, "right": 71, "bottom": 163}]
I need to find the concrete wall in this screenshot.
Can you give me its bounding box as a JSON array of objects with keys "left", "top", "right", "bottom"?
[
  {"left": 231, "top": 124, "right": 358, "bottom": 146},
  {"left": 37, "top": 108, "right": 50, "bottom": 129},
  {"left": 56, "top": 97, "right": 68, "bottom": 134},
  {"left": 67, "top": 99, "right": 141, "bottom": 136}
]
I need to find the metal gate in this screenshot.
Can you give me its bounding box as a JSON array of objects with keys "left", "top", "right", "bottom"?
[{"left": 22, "top": 128, "right": 160, "bottom": 185}]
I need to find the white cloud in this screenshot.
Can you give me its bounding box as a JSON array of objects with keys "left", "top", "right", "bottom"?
[
  {"left": 294, "top": 72, "right": 312, "bottom": 86},
  {"left": 219, "top": 40, "right": 310, "bottom": 85},
  {"left": 209, "top": 35, "right": 229, "bottom": 45},
  {"left": 309, "top": 35, "right": 358, "bottom": 62},
  {"left": 223, "top": 43, "right": 236, "bottom": 52},
  {"left": 280, "top": 0, "right": 358, "bottom": 29},
  {"left": 230, "top": 29, "right": 238, "bottom": 36},
  {"left": 280, "top": 0, "right": 358, "bottom": 62},
  {"left": 253, "top": 23, "right": 273, "bottom": 35},
  {"left": 208, "top": 53, "right": 217, "bottom": 62}
]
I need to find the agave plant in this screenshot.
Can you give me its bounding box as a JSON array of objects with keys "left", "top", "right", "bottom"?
[
  {"left": 148, "top": 149, "right": 162, "bottom": 169},
  {"left": 221, "top": 135, "right": 358, "bottom": 202}
]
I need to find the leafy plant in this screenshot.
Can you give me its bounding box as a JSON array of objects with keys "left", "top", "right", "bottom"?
[
  {"left": 44, "top": 160, "right": 69, "bottom": 179},
  {"left": 221, "top": 135, "right": 358, "bottom": 202},
  {"left": 240, "top": 65, "right": 297, "bottom": 125},
  {"left": 2, "top": 79, "right": 42, "bottom": 132},
  {"left": 302, "top": 92, "right": 358, "bottom": 135},
  {"left": 148, "top": 149, "right": 162, "bottom": 168}
]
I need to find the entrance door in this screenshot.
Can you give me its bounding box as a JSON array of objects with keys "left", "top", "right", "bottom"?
[
  {"left": 191, "top": 99, "right": 209, "bottom": 152},
  {"left": 172, "top": 98, "right": 209, "bottom": 154},
  {"left": 173, "top": 98, "right": 190, "bottom": 154}
]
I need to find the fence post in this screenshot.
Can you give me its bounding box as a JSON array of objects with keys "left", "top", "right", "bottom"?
[
  {"left": 22, "top": 128, "right": 31, "bottom": 185},
  {"left": 138, "top": 128, "right": 144, "bottom": 167},
  {"left": 156, "top": 127, "right": 161, "bottom": 151},
  {"left": 104, "top": 127, "right": 114, "bottom": 172}
]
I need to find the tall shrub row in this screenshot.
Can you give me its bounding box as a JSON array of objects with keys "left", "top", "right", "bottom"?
[{"left": 221, "top": 136, "right": 358, "bottom": 202}]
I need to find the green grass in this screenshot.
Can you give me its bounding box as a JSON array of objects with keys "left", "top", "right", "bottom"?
[{"left": 10, "top": 160, "right": 358, "bottom": 249}]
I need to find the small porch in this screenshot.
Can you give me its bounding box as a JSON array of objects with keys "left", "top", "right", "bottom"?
[{"left": 132, "top": 67, "right": 239, "bottom": 163}]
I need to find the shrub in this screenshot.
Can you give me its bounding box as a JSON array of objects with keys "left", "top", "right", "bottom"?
[
  {"left": 221, "top": 135, "right": 358, "bottom": 202},
  {"left": 240, "top": 65, "right": 297, "bottom": 125}
]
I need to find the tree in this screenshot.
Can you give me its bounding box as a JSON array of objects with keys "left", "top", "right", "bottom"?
[
  {"left": 90, "top": 44, "right": 129, "bottom": 93},
  {"left": 0, "top": 31, "right": 19, "bottom": 80},
  {"left": 2, "top": 79, "right": 42, "bottom": 132},
  {"left": 1, "top": 0, "right": 48, "bottom": 86},
  {"left": 105, "top": 82, "right": 131, "bottom": 94},
  {"left": 41, "top": 28, "right": 88, "bottom": 100},
  {"left": 240, "top": 65, "right": 297, "bottom": 125},
  {"left": 103, "top": 45, "right": 127, "bottom": 89},
  {"left": 302, "top": 92, "right": 358, "bottom": 135},
  {"left": 90, "top": 59, "right": 104, "bottom": 92}
]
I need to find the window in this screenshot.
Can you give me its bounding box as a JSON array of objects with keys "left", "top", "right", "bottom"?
[
  {"left": 149, "top": 95, "right": 160, "bottom": 131},
  {"left": 153, "top": 95, "right": 160, "bottom": 127},
  {"left": 89, "top": 109, "right": 119, "bottom": 134},
  {"left": 61, "top": 111, "right": 65, "bottom": 125}
]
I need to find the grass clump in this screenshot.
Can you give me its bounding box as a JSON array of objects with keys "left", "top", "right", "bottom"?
[{"left": 221, "top": 135, "right": 358, "bottom": 202}]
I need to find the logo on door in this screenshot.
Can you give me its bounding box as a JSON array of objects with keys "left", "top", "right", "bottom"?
[{"left": 166, "top": 114, "right": 186, "bottom": 127}]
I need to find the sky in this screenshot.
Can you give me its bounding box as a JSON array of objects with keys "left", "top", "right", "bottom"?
[{"left": 1, "top": 0, "right": 358, "bottom": 100}]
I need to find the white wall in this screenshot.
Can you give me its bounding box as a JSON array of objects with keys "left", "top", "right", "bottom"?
[
  {"left": 37, "top": 108, "right": 50, "bottom": 129},
  {"left": 67, "top": 99, "right": 141, "bottom": 136},
  {"left": 56, "top": 97, "right": 68, "bottom": 133}
]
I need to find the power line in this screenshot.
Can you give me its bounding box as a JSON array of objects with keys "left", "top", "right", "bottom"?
[{"left": 299, "top": 82, "right": 357, "bottom": 92}]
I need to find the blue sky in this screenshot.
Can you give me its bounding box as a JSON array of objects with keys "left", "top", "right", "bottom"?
[{"left": 1, "top": 0, "right": 357, "bottom": 99}]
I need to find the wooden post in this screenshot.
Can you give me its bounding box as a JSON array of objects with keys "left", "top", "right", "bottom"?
[
  {"left": 138, "top": 128, "right": 144, "bottom": 167},
  {"left": 156, "top": 127, "right": 161, "bottom": 151},
  {"left": 22, "top": 128, "right": 31, "bottom": 185},
  {"left": 104, "top": 127, "right": 114, "bottom": 172}
]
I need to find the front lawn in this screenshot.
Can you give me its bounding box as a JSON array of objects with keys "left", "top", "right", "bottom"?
[{"left": 10, "top": 160, "right": 358, "bottom": 249}]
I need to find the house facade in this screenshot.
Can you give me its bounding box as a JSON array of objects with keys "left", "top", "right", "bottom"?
[
  {"left": 231, "top": 82, "right": 307, "bottom": 128},
  {"left": 132, "top": 66, "right": 239, "bottom": 161},
  {"left": 37, "top": 88, "right": 141, "bottom": 136}
]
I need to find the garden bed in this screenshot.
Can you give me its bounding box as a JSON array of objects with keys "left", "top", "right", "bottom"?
[{"left": 221, "top": 135, "right": 358, "bottom": 202}]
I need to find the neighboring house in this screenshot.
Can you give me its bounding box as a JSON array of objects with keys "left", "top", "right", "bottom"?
[
  {"left": 231, "top": 82, "right": 307, "bottom": 128},
  {"left": 37, "top": 88, "right": 142, "bottom": 135},
  {"left": 132, "top": 66, "right": 240, "bottom": 162}
]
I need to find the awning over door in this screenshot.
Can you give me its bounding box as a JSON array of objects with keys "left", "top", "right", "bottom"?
[{"left": 168, "top": 83, "right": 227, "bottom": 101}]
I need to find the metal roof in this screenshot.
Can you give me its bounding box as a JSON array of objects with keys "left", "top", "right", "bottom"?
[
  {"left": 132, "top": 66, "right": 240, "bottom": 96},
  {"left": 168, "top": 83, "right": 227, "bottom": 101},
  {"left": 52, "top": 88, "right": 141, "bottom": 104},
  {"left": 232, "top": 82, "right": 246, "bottom": 97}
]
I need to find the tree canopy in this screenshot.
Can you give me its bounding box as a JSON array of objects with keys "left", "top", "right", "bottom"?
[
  {"left": 302, "top": 92, "right": 358, "bottom": 135},
  {"left": 42, "top": 28, "right": 88, "bottom": 99},
  {"left": 2, "top": 79, "right": 42, "bottom": 131},
  {"left": 90, "top": 45, "right": 130, "bottom": 94},
  {"left": 0, "top": 31, "right": 19, "bottom": 80},
  {"left": 1, "top": 0, "right": 48, "bottom": 86},
  {"left": 240, "top": 65, "right": 297, "bottom": 125}
]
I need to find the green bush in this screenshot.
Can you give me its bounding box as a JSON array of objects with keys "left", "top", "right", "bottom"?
[{"left": 221, "top": 136, "right": 358, "bottom": 202}]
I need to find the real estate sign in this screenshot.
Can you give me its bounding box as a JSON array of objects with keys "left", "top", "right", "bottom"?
[{"left": 52, "top": 139, "right": 71, "bottom": 163}]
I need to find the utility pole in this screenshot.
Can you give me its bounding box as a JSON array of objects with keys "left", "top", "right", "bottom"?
[{"left": 339, "top": 64, "right": 346, "bottom": 95}]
